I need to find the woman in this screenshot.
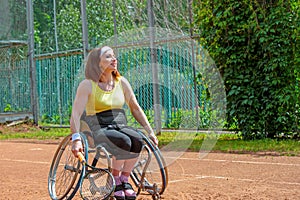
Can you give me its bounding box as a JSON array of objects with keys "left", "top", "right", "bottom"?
[{"left": 70, "top": 46, "right": 158, "bottom": 200}]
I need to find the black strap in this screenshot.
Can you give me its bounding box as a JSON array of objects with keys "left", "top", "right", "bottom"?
[
  {"left": 115, "top": 184, "right": 124, "bottom": 192},
  {"left": 122, "top": 182, "right": 134, "bottom": 190}
]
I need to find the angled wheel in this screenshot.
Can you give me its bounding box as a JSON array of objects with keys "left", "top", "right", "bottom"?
[
  {"left": 48, "top": 134, "right": 88, "bottom": 200},
  {"left": 130, "top": 133, "right": 168, "bottom": 196}
]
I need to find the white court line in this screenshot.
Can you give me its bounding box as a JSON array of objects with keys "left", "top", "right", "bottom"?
[
  {"left": 169, "top": 174, "right": 300, "bottom": 186},
  {"left": 0, "top": 158, "right": 50, "bottom": 165},
  {"left": 2, "top": 156, "right": 299, "bottom": 167},
  {"left": 2, "top": 157, "right": 299, "bottom": 187},
  {"left": 165, "top": 156, "right": 300, "bottom": 167},
  {"left": 202, "top": 158, "right": 300, "bottom": 167}
]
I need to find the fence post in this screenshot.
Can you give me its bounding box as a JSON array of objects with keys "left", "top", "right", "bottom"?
[
  {"left": 27, "top": 0, "right": 38, "bottom": 125},
  {"left": 112, "top": 0, "right": 118, "bottom": 47},
  {"left": 80, "top": 0, "right": 89, "bottom": 59},
  {"left": 188, "top": 0, "right": 200, "bottom": 129},
  {"left": 147, "top": 0, "right": 162, "bottom": 134},
  {"left": 53, "top": 0, "right": 63, "bottom": 126}
]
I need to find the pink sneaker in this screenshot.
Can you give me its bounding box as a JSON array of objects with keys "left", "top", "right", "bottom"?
[
  {"left": 114, "top": 184, "right": 125, "bottom": 200},
  {"left": 122, "top": 182, "right": 136, "bottom": 200}
]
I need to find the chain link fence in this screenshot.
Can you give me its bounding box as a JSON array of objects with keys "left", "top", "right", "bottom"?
[
  {"left": 0, "top": 0, "right": 213, "bottom": 130},
  {"left": 0, "top": 0, "right": 30, "bottom": 118},
  {"left": 0, "top": 42, "right": 30, "bottom": 113}
]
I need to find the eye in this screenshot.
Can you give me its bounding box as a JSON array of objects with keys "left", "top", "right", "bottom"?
[
  {"left": 106, "top": 54, "right": 116, "bottom": 58},
  {"left": 106, "top": 55, "right": 117, "bottom": 60}
]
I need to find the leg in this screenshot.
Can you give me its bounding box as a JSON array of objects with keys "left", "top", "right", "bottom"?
[
  {"left": 112, "top": 157, "right": 126, "bottom": 200},
  {"left": 121, "top": 157, "right": 139, "bottom": 176},
  {"left": 120, "top": 157, "right": 139, "bottom": 199},
  {"left": 93, "top": 127, "right": 143, "bottom": 199},
  {"left": 112, "top": 156, "right": 139, "bottom": 200}
]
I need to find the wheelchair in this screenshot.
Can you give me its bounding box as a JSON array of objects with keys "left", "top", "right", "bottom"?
[{"left": 48, "top": 125, "right": 168, "bottom": 200}]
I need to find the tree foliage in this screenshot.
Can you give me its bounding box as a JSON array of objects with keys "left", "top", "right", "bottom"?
[
  {"left": 194, "top": 0, "right": 299, "bottom": 139},
  {"left": 33, "top": 0, "right": 143, "bottom": 52}
]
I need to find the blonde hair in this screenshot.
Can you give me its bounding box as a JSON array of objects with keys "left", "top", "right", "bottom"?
[{"left": 85, "top": 47, "right": 121, "bottom": 82}]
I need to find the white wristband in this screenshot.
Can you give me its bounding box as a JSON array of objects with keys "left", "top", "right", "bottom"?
[{"left": 72, "top": 132, "right": 81, "bottom": 141}]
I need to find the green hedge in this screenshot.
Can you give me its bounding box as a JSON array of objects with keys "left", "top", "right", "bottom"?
[{"left": 194, "top": 0, "right": 299, "bottom": 139}]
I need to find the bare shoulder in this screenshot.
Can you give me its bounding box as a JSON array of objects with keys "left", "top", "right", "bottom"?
[
  {"left": 80, "top": 79, "right": 92, "bottom": 85},
  {"left": 120, "top": 76, "right": 134, "bottom": 95},
  {"left": 120, "top": 76, "right": 129, "bottom": 84},
  {"left": 77, "top": 79, "right": 92, "bottom": 93},
  {"left": 120, "top": 76, "right": 131, "bottom": 88}
]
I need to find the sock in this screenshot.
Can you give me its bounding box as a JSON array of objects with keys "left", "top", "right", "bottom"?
[
  {"left": 114, "top": 176, "right": 124, "bottom": 197},
  {"left": 120, "top": 175, "right": 136, "bottom": 197},
  {"left": 120, "top": 175, "right": 129, "bottom": 183},
  {"left": 114, "top": 176, "right": 122, "bottom": 185}
]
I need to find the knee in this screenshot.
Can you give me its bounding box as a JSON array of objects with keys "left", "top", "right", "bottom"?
[
  {"left": 131, "top": 137, "right": 144, "bottom": 153},
  {"left": 119, "top": 137, "right": 132, "bottom": 151}
]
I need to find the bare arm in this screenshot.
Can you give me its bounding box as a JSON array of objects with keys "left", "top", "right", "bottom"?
[
  {"left": 121, "top": 77, "right": 158, "bottom": 144},
  {"left": 70, "top": 79, "right": 92, "bottom": 133},
  {"left": 70, "top": 79, "right": 92, "bottom": 156}
]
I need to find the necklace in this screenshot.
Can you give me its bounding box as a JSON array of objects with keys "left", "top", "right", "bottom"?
[{"left": 98, "top": 81, "right": 114, "bottom": 91}]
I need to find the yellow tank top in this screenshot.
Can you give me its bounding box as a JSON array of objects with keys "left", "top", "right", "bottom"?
[{"left": 85, "top": 79, "right": 125, "bottom": 115}]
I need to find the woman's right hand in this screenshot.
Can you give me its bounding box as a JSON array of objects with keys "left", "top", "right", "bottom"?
[{"left": 71, "top": 140, "right": 83, "bottom": 157}]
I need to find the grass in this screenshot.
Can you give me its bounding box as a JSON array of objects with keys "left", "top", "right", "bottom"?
[
  {"left": 158, "top": 132, "right": 300, "bottom": 156},
  {"left": 0, "top": 126, "right": 299, "bottom": 156},
  {"left": 0, "top": 126, "right": 70, "bottom": 140}
]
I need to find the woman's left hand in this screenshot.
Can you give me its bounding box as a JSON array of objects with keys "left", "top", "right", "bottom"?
[{"left": 149, "top": 133, "right": 158, "bottom": 146}]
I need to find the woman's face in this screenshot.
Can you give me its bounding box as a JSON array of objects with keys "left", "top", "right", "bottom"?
[{"left": 99, "top": 49, "right": 117, "bottom": 73}]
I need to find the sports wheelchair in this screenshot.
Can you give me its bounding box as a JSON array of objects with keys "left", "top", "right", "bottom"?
[{"left": 48, "top": 125, "right": 168, "bottom": 200}]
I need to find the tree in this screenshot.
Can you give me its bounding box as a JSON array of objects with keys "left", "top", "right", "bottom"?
[{"left": 194, "top": 0, "right": 299, "bottom": 139}]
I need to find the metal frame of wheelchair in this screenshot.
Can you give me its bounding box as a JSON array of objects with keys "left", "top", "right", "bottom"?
[{"left": 48, "top": 131, "right": 168, "bottom": 200}]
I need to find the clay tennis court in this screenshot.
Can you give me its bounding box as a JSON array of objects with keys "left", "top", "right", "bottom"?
[{"left": 0, "top": 140, "right": 299, "bottom": 200}]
